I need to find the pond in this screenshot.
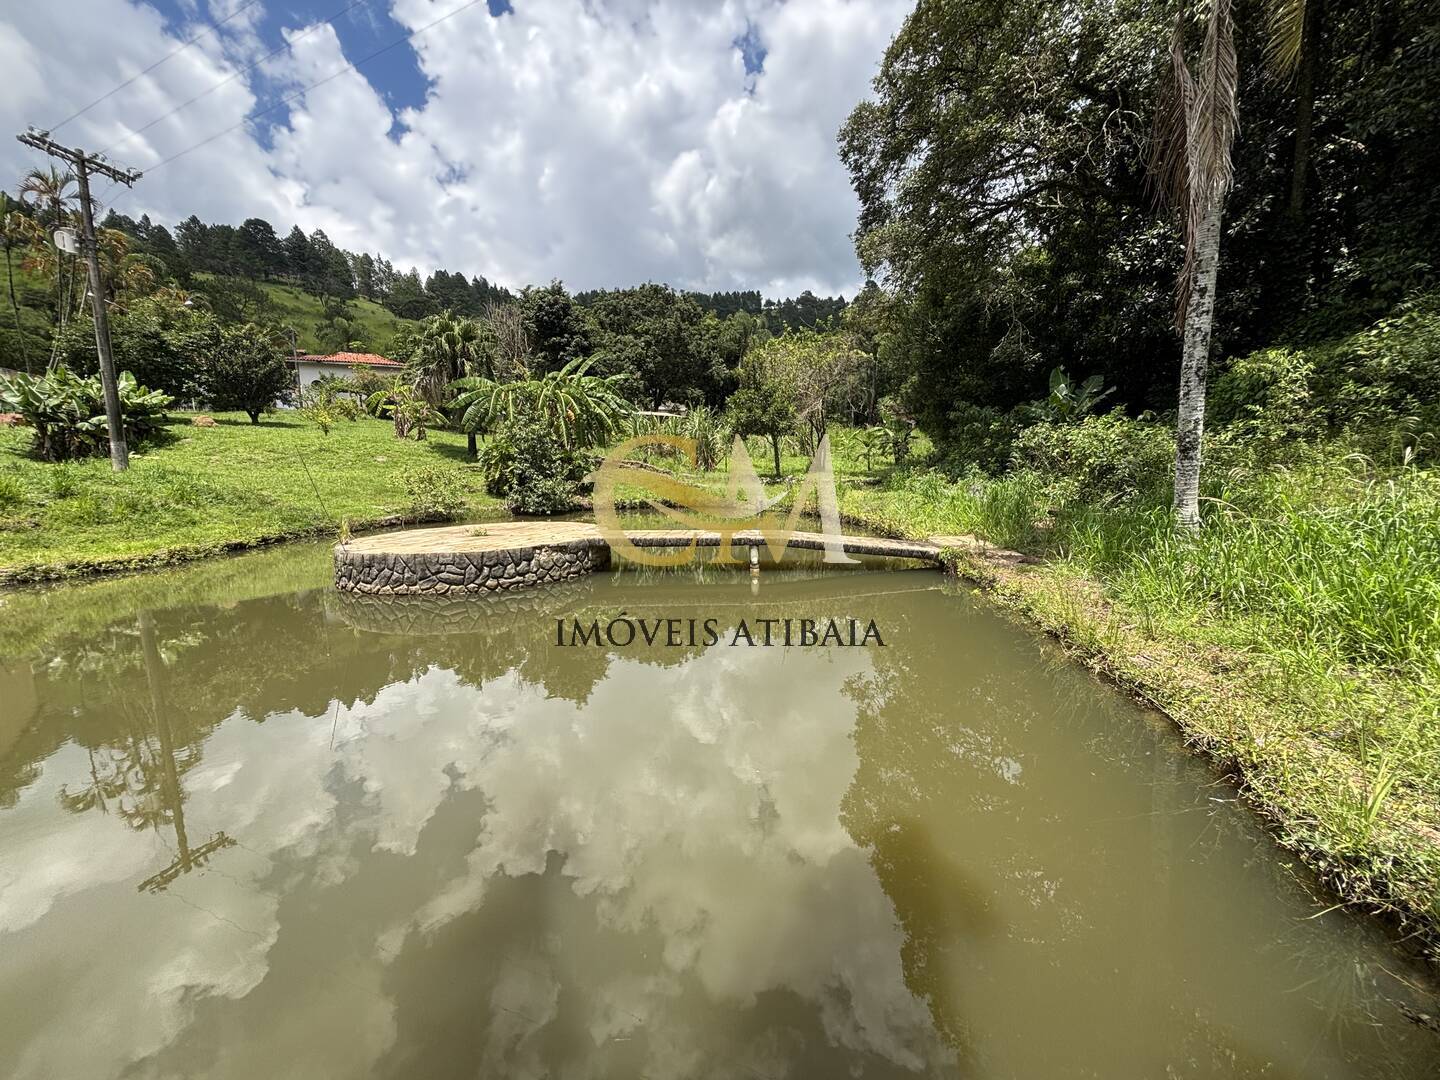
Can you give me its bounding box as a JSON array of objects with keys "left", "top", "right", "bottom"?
[{"left": 0, "top": 538, "right": 1437, "bottom": 1078}]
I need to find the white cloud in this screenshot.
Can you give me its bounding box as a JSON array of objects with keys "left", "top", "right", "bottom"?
[{"left": 0, "top": 0, "right": 910, "bottom": 295}]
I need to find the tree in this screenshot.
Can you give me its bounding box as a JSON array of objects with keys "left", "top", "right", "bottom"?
[
  {"left": 450, "top": 357, "right": 631, "bottom": 451},
  {"left": 484, "top": 301, "right": 531, "bottom": 382},
  {"left": 54, "top": 291, "right": 221, "bottom": 400},
  {"left": 282, "top": 226, "right": 311, "bottom": 281},
  {"left": 748, "top": 330, "right": 868, "bottom": 451},
  {"left": 203, "top": 323, "right": 295, "bottom": 424},
  {"left": 237, "top": 218, "right": 284, "bottom": 277},
  {"left": 1150, "top": 0, "right": 1239, "bottom": 526},
  {"left": 409, "top": 310, "right": 492, "bottom": 457},
  {"left": 726, "top": 349, "right": 797, "bottom": 478},
  {"left": 520, "top": 280, "right": 591, "bottom": 373},
  {"left": 583, "top": 283, "right": 726, "bottom": 407},
  {"left": 1, "top": 194, "right": 34, "bottom": 372},
  {"left": 19, "top": 166, "right": 80, "bottom": 339}
]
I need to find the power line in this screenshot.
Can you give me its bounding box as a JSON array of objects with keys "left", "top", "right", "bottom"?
[
  {"left": 137, "top": 0, "right": 487, "bottom": 177},
  {"left": 50, "top": 0, "right": 264, "bottom": 135},
  {"left": 100, "top": 0, "right": 374, "bottom": 158}
]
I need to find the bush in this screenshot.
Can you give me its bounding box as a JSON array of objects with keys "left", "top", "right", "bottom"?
[
  {"left": 480, "top": 420, "right": 587, "bottom": 515},
  {"left": 1210, "top": 347, "right": 1322, "bottom": 455},
  {"left": 0, "top": 366, "right": 172, "bottom": 462},
  {"left": 54, "top": 293, "right": 221, "bottom": 401},
  {"left": 932, "top": 401, "right": 1023, "bottom": 475},
  {"left": 395, "top": 464, "right": 467, "bottom": 520},
  {"left": 1011, "top": 411, "right": 1174, "bottom": 506}
]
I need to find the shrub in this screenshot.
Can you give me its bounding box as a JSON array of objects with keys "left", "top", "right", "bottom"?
[
  {"left": 1011, "top": 411, "right": 1174, "bottom": 506},
  {"left": 395, "top": 464, "right": 467, "bottom": 520},
  {"left": 1209, "top": 346, "right": 1322, "bottom": 450},
  {"left": 0, "top": 366, "right": 172, "bottom": 462},
  {"left": 932, "top": 401, "right": 1022, "bottom": 475},
  {"left": 480, "top": 420, "right": 588, "bottom": 515},
  {"left": 54, "top": 293, "right": 221, "bottom": 400}
]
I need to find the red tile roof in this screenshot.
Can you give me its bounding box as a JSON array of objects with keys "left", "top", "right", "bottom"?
[{"left": 298, "top": 352, "right": 402, "bottom": 367}]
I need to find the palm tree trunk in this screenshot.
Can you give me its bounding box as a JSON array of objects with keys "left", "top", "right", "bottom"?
[
  {"left": 467, "top": 431, "right": 477, "bottom": 458},
  {"left": 5, "top": 248, "right": 30, "bottom": 373},
  {"left": 1286, "top": 0, "right": 1323, "bottom": 222},
  {"left": 1174, "top": 197, "right": 1224, "bottom": 528}
]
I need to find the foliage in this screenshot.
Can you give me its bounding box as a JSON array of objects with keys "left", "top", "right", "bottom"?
[
  {"left": 725, "top": 349, "right": 797, "bottom": 477},
  {"left": 55, "top": 292, "right": 222, "bottom": 400},
  {"left": 679, "top": 405, "right": 726, "bottom": 472},
  {"left": 1212, "top": 296, "right": 1440, "bottom": 460},
  {"left": 395, "top": 463, "right": 467, "bottom": 520},
  {"left": 1012, "top": 412, "right": 1176, "bottom": 506},
  {"left": 295, "top": 378, "right": 362, "bottom": 436},
  {"left": 407, "top": 309, "right": 492, "bottom": 406},
  {"left": 931, "top": 401, "right": 1023, "bottom": 476},
  {"left": 1031, "top": 366, "right": 1115, "bottom": 423},
  {"left": 582, "top": 283, "right": 728, "bottom": 407},
  {"left": 477, "top": 419, "right": 588, "bottom": 515},
  {"left": 863, "top": 402, "right": 917, "bottom": 468},
  {"left": 1313, "top": 296, "right": 1440, "bottom": 448},
  {"left": 839, "top": 0, "right": 1440, "bottom": 452},
  {"left": 366, "top": 378, "right": 441, "bottom": 440},
  {"left": 202, "top": 323, "right": 295, "bottom": 424},
  {"left": 520, "top": 280, "right": 592, "bottom": 373},
  {"left": 449, "top": 356, "right": 631, "bottom": 450},
  {"left": 1209, "top": 346, "right": 1320, "bottom": 456},
  {"left": 0, "top": 366, "right": 172, "bottom": 462},
  {"left": 745, "top": 330, "right": 869, "bottom": 445}
]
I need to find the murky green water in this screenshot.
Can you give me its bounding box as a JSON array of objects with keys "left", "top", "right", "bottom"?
[{"left": 1, "top": 538, "right": 1437, "bottom": 1079}]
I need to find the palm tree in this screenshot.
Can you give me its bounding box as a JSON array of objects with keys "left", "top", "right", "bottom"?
[
  {"left": 1265, "top": 0, "right": 1323, "bottom": 222},
  {"left": 0, "top": 194, "right": 34, "bottom": 372},
  {"left": 1149, "top": 0, "right": 1238, "bottom": 528},
  {"left": 449, "top": 357, "right": 632, "bottom": 451},
  {"left": 19, "top": 166, "right": 80, "bottom": 344},
  {"left": 408, "top": 310, "right": 492, "bottom": 457},
  {"left": 18, "top": 166, "right": 77, "bottom": 228}
]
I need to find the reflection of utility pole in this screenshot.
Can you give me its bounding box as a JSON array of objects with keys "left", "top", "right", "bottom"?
[
  {"left": 16, "top": 127, "right": 141, "bottom": 471},
  {"left": 136, "top": 612, "right": 234, "bottom": 893}
]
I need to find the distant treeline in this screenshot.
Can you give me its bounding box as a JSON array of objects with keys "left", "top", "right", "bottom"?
[
  {"left": 98, "top": 211, "right": 848, "bottom": 336},
  {"left": 99, "top": 210, "right": 513, "bottom": 321},
  {"left": 577, "top": 288, "right": 847, "bottom": 333}
]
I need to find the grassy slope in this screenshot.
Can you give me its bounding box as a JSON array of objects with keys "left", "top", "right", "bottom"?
[
  {"left": 0, "top": 413, "right": 502, "bottom": 581},
  {"left": 194, "top": 275, "right": 418, "bottom": 353}
]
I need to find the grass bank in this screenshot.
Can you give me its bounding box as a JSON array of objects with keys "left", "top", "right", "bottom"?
[
  {"left": 838, "top": 462, "right": 1440, "bottom": 959},
  {"left": 0, "top": 412, "right": 501, "bottom": 583}
]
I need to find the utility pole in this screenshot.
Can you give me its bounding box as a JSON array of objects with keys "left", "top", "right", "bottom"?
[{"left": 16, "top": 127, "right": 142, "bottom": 471}]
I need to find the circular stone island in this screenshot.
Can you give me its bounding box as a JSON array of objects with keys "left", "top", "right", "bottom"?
[{"left": 332, "top": 521, "right": 987, "bottom": 596}]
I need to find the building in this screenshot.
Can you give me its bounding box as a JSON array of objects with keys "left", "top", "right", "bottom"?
[{"left": 292, "top": 351, "right": 403, "bottom": 391}]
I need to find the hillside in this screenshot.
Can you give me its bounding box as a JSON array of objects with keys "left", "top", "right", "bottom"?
[
  {"left": 192, "top": 274, "right": 421, "bottom": 354},
  {"left": 0, "top": 261, "right": 421, "bottom": 369}
]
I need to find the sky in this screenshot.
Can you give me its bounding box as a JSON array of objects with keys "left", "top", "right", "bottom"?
[{"left": 0, "top": 0, "right": 911, "bottom": 296}]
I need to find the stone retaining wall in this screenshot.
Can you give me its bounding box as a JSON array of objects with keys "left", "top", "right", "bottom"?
[{"left": 335, "top": 540, "right": 610, "bottom": 595}]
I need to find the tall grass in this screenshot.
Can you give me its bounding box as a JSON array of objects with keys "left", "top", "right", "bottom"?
[{"left": 1068, "top": 466, "right": 1440, "bottom": 673}]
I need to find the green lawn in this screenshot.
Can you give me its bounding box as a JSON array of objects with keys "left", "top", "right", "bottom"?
[{"left": 0, "top": 412, "right": 502, "bottom": 581}]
